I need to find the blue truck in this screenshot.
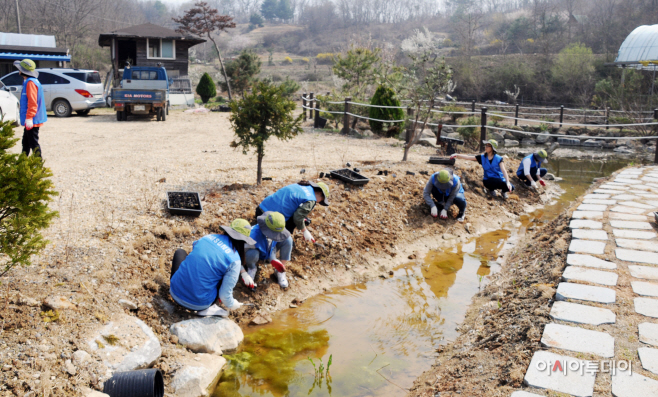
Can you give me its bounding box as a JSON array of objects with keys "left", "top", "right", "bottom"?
[{"left": 112, "top": 65, "right": 169, "bottom": 121}]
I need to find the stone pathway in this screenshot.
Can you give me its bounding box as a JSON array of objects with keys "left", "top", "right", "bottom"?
[{"left": 521, "top": 165, "right": 658, "bottom": 396}]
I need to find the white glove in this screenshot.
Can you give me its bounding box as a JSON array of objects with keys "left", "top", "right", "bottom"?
[
  {"left": 449, "top": 154, "right": 457, "bottom": 160},
  {"left": 507, "top": 182, "right": 512, "bottom": 192},
  {"left": 303, "top": 229, "right": 315, "bottom": 243},
  {"left": 431, "top": 207, "right": 438, "bottom": 218},
  {"left": 530, "top": 180, "right": 538, "bottom": 189},
  {"left": 241, "top": 271, "right": 255, "bottom": 288},
  {"left": 228, "top": 300, "right": 242, "bottom": 310},
  {"left": 440, "top": 209, "right": 448, "bottom": 219},
  {"left": 25, "top": 118, "right": 33, "bottom": 130}
]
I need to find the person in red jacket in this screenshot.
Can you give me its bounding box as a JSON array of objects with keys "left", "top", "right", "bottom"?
[{"left": 13, "top": 59, "right": 47, "bottom": 157}]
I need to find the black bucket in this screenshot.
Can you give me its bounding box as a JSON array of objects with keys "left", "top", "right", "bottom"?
[{"left": 103, "top": 369, "right": 164, "bottom": 397}]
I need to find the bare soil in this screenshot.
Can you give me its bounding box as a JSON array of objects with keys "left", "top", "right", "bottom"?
[{"left": 0, "top": 110, "right": 553, "bottom": 396}]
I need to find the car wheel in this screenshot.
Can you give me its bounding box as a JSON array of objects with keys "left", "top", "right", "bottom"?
[
  {"left": 156, "top": 108, "right": 162, "bottom": 121},
  {"left": 53, "top": 99, "right": 72, "bottom": 117},
  {"left": 76, "top": 110, "right": 91, "bottom": 116},
  {"left": 116, "top": 110, "right": 124, "bottom": 121},
  {"left": 161, "top": 107, "right": 166, "bottom": 121}
]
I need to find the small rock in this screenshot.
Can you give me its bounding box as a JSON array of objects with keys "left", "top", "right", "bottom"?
[
  {"left": 544, "top": 173, "right": 556, "bottom": 181},
  {"left": 250, "top": 314, "right": 272, "bottom": 325},
  {"left": 408, "top": 254, "right": 416, "bottom": 260},
  {"left": 170, "top": 317, "right": 243, "bottom": 354},
  {"left": 18, "top": 296, "right": 40, "bottom": 307},
  {"left": 118, "top": 299, "right": 138, "bottom": 310},
  {"left": 141, "top": 254, "right": 149, "bottom": 261},
  {"left": 289, "top": 304, "right": 298, "bottom": 308},
  {"left": 65, "top": 360, "right": 76, "bottom": 376},
  {"left": 170, "top": 335, "right": 179, "bottom": 344},
  {"left": 72, "top": 350, "right": 91, "bottom": 365},
  {"left": 389, "top": 270, "right": 394, "bottom": 275},
  {"left": 44, "top": 296, "right": 76, "bottom": 310},
  {"left": 442, "top": 233, "right": 456, "bottom": 240},
  {"left": 171, "top": 353, "right": 227, "bottom": 397},
  {"left": 81, "top": 388, "right": 110, "bottom": 397}
]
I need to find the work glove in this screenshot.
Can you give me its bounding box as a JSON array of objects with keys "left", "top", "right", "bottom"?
[
  {"left": 271, "top": 259, "right": 286, "bottom": 272},
  {"left": 539, "top": 179, "right": 546, "bottom": 187},
  {"left": 228, "top": 300, "right": 242, "bottom": 310},
  {"left": 440, "top": 209, "right": 448, "bottom": 219},
  {"left": 507, "top": 182, "right": 513, "bottom": 192},
  {"left": 25, "top": 119, "right": 33, "bottom": 130},
  {"left": 530, "top": 180, "right": 538, "bottom": 189},
  {"left": 431, "top": 207, "right": 438, "bottom": 218},
  {"left": 241, "top": 271, "right": 255, "bottom": 289},
  {"left": 449, "top": 154, "right": 457, "bottom": 160},
  {"left": 303, "top": 229, "right": 315, "bottom": 243}
]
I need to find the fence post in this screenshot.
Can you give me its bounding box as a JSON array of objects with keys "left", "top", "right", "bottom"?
[
  {"left": 559, "top": 105, "right": 564, "bottom": 128},
  {"left": 314, "top": 98, "right": 320, "bottom": 128},
  {"left": 406, "top": 108, "right": 414, "bottom": 144},
  {"left": 479, "top": 107, "right": 488, "bottom": 152},
  {"left": 583, "top": 108, "right": 587, "bottom": 124},
  {"left": 654, "top": 109, "right": 658, "bottom": 164},
  {"left": 309, "top": 92, "right": 314, "bottom": 120},
  {"left": 514, "top": 104, "right": 519, "bottom": 126},
  {"left": 606, "top": 107, "right": 610, "bottom": 130},
  {"left": 302, "top": 93, "right": 307, "bottom": 122},
  {"left": 342, "top": 97, "right": 351, "bottom": 135},
  {"left": 471, "top": 100, "right": 476, "bottom": 113}
]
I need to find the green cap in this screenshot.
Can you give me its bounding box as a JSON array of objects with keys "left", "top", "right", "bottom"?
[
  {"left": 310, "top": 181, "right": 330, "bottom": 206},
  {"left": 483, "top": 139, "right": 498, "bottom": 151},
  {"left": 437, "top": 169, "right": 451, "bottom": 183},
  {"left": 13, "top": 59, "right": 38, "bottom": 78},
  {"left": 257, "top": 211, "right": 291, "bottom": 242},
  {"left": 537, "top": 149, "right": 548, "bottom": 158},
  {"left": 220, "top": 218, "right": 256, "bottom": 245}
]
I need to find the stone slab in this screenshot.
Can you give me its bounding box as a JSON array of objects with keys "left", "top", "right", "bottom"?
[
  {"left": 569, "top": 240, "right": 606, "bottom": 255},
  {"left": 616, "top": 248, "right": 658, "bottom": 265},
  {"left": 607, "top": 181, "right": 632, "bottom": 186},
  {"left": 511, "top": 392, "right": 543, "bottom": 397},
  {"left": 640, "top": 322, "right": 658, "bottom": 347},
  {"left": 638, "top": 347, "right": 658, "bottom": 376},
  {"left": 556, "top": 282, "right": 616, "bottom": 303},
  {"left": 572, "top": 211, "right": 604, "bottom": 220},
  {"left": 611, "top": 206, "right": 649, "bottom": 215},
  {"left": 621, "top": 201, "right": 657, "bottom": 209},
  {"left": 616, "top": 239, "right": 658, "bottom": 253},
  {"left": 572, "top": 229, "right": 608, "bottom": 240},
  {"left": 594, "top": 189, "right": 623, "bottom": 195},
  {"left": 524, "top": 351, "right": 596, "bottom": 397},
  {"left": 583, "top": 198, "right": 617, "bottom": 205},
  {"left": 170, "top": 317, "right": 244, "bottom": 354},
  {"left": 609, "top": 213, "right": 649, "bottom": 221},
  {"left": 632, "top": 281, "right": 658, "bottom": 297},
  {"left": 170, "top": 352, "right": 227, "bottom": 397},
  {"left": 629, "top": 265, "right": 658, "bottom": 280},
  {"left": 616, "top": 179, "right": 640, "bottom": 184},
  {"left": 567, "top": 254, "right": 617, "bottom": 270},
  {"left": 584, "top": 193, "right": 610, "bottom": 199},
  {"left": 541, "top": 323, "right": 614, "bottom": 357},
  {"left": 643, "top": 176, "right": 658, "bottom": 183},
  {"left": 613, "top": 229, "right": 657, "bottom": 239},
  {"left": 569, "top": 220, "right": 603, "bottom": 229},
  {"left": 601, "top": 184, "right": 626, "bottom": 190},
  {"left": 550, "top": 301, "right": 615, "bottom": 325},
  {"left": 635, "top": 297, "right": 658, "bottom": 318},
  {"left": 611, "top": 369, "right": 658, "bottom": 397},
  {"left": 562, "top": 267, "right": 618, "bottom": 286},
  {"left": 577, "top": 204, "right": 608, "bottom": 212},
  {"left": 612, "top": 194, "right": 643, "bottom": 201},
  {"left": 610, "top": 220, "right": 653, "bottom": 230}
]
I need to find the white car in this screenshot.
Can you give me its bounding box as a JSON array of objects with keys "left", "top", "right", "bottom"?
[{"left": 0, "top": 80, "right": 20, "bottom": 124}]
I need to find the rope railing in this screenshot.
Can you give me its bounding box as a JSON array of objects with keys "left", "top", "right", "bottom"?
[
  {"left": 492, "top": 113, "right": 658, "bottom": 128},
  {"left": 485, "top": 125, "right": 658, "bottom": 140}
]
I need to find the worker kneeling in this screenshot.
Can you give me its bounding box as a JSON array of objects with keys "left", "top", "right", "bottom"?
[
  {"left": 241, "top": 211, "right": 293, "bottom": 289},
  {"left": 169, "top": 219, "right": 256, "bottom": 317},
  {"left": 423, "top": 169, "right": 467, "bottom": 222},
  {"left": 517, "top": 150, "right": 549, "bottom": 189}
]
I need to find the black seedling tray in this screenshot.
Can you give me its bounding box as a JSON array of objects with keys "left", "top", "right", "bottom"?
[
  {"left": 167, "top": 191, "right": 203, "bottom": 217},
  {"left": 330, "top": 168, "right": 370, "bottom": 185},
  {"left": 429, "top": 157, "right": 456, "bottom": 165}
]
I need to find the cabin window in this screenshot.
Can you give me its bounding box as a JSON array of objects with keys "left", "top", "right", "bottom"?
[{"left": 147, "top": 39, "right": 175, "bottom": 60}]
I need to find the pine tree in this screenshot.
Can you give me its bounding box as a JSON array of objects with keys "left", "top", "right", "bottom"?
[
  {"left": 368, "top": 85, "right": 404, "bottom": 134},
  {"left": 221, "top": 49, "right": 262, "bottom": 98},
  {"left": 276, "top": 0, "right": 294, "bottom": 21},
  {"left": 260, "top": 0, "right": 278, "bottom": 21},
  {"left": 0, "top": 119, "right": 58, "bottom": 278},
  {"left": 196, "top": 72, "right": 216, "bottom": 103}
]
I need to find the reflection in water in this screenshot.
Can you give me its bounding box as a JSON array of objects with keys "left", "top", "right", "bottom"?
[{"left": 215, "top": 158, "right": 633, "bottom": 397}]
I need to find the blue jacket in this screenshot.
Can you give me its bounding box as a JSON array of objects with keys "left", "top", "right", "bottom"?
[
  {"left": 249, "top": 224, "right": 276, "bottom": 261},
  {"left": 20, "top": 77, "right": 47, "bottom": 126},
  {"left": 516, "top": 154, "right": 545, "bottom": 177},
  {"left": 259, "top": 184, "right": 316, "bottom": 220},
  {"left": 480, "top": 154, "right": 505, "bottom": 181},
  {"left": 169, "top": 234, "right": 241, "bottom": 310}
]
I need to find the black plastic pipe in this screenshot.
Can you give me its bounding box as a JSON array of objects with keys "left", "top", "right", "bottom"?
[{"left": 103, "top": 369, "right": 164, "bottom": 397}]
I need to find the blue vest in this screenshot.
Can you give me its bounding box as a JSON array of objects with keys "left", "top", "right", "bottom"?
[
  {"left": 170, "top": 234, "right": 240, "bottom": 308},
  {"left": 517, "top": 154, "right": 544, "bottom": 177},
  {"left": 259, "top": 184, "right": 316, "bottom": 220},
  {"left": 431, "top": 173, "right": 464, "bottom": 196},
  {"left": 481, "top": 154, "right": 505, "bottom": 181},
  {"left": 249, "top": 224, "right": 276, "bottom": 260},
  {"left": 20, "top": 77, "right": 47, "bottom": 126}
]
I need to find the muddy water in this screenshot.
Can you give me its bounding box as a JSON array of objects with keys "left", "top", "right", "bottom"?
[{"left": 214, "top": 158, "right": 632, "bottom": 397}]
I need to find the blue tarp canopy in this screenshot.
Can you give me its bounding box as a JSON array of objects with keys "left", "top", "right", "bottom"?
[{"left": 0, "top": 52, "right": 70, "bottom": 61}]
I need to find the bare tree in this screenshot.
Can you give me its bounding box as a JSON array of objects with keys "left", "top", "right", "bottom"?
[{"left": 173, "top": 1, "right": 237, "bottom": 100}]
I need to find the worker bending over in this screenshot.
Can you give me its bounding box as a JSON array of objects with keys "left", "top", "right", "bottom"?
[
  {"left": 256, "top": 181, "right": 330, "bottom": 243},
  {"left": 423, "top": 169, "right": 467, "bottom": 222},
  {"left": 451, "top": 139, "right": 514, "bottom": 199},
  {"left": 242, "top": 211, "right": 293, "bottom": 289},
  {"left": 169, "top": 219, "right": 256, "bottom": 317},
  {"left": 517, "top": 150, "right": 549, "bottom": 189}
]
